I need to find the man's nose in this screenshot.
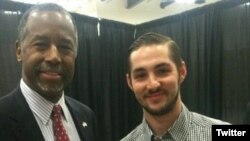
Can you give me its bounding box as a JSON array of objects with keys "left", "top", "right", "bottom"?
[
  {"left": 146, "top": 74, "right": 160, "bottom": 90},
  {"left": 45, "top": 44, "right": 61, "bottom": 64}
]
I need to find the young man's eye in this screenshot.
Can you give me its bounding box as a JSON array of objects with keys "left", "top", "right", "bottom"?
[
  {"left": 157, "top": 68, "right": 169, "bottom": 75},
  {"left": 133, "top": 72, "right": 147, "bottom": 80}
]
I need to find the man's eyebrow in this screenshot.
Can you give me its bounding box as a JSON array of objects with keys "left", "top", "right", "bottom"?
[
  {"left": 132, "top": 68, "right": 145, "bottom": 74},
  {"left": 155, "top": 63, "right": 171, "bottom": 69},
  {"left": 60, "top": 38, "right": 74, "bottom": 44},
  {"left": 30, "top": 36, "right": 74, "bottom": 45},
  {"left": 31, "top": 35, "right": 49, "bottom": 41},
  {"left": 132, "top": 63, "right": 171, "bottom": 73}
]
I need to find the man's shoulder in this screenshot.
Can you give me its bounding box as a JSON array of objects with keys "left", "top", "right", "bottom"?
[
  {"left": 0, "top": 89, "right": 17, "bottom": 113},
  {"left": 0, "top": 92, "right": 13, "bottom": 104},
  {"left": 0, "top": 89, "right": 20, "bottom": 127},
  {"left": 191, "top": 112, "right": 231, "bottom": 127},
  {"left": 65, "top": 96, "right": 95, "bottom": 117},
  {"left": 0, "top": 95, "right": 11, "bottom": 117},
  {"left": 120, "top": 124, "right": 144, "bottom": 141}
]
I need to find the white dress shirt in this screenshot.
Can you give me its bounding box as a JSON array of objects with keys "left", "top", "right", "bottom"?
[{"left": 20, "top": 79, "right": 81, "bottom": 141}]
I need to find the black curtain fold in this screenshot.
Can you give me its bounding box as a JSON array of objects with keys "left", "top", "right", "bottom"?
[
  {"left": 67, "top": 14, "right": 99, "bottom": 105},
  {"left": 0, "top": 9, "right": 21, "bottom": 96},
  {"left": 0, "top": 1, "right": 32, "bottom": 12},
  {"left": 219, "top": 2, "right": 250, "bottom": 123},
  {"left": 98, "top": 19, "right": 140, "bottom": 141}
]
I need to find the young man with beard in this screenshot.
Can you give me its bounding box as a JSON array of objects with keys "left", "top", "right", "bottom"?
[
  {"left": 0, "top": 3, "right": 96, "bottom": 141},
  {"left": 121, "top": 32, "right": 229, "bottom": 141}
]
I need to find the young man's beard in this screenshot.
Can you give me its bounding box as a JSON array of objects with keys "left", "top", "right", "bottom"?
[{"left": 143, "top": 87, "right": 180, "bottom": 116}]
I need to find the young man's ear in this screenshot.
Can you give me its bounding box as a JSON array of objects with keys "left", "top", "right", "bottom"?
[
  {"left": 16, "top": 40, "right": 22, "bottom": 63},
  {"left": 126, "top": 74, "right": 133, "bottom": 90},
  {"left": 179, "top": 61, "right": 187, "bottom": 84}
]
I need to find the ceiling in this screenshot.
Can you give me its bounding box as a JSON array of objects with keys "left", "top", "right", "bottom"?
[
  {"left": 11, "top": 0, "right": 221, "bottom": 25},
  {"left": 96, "top": 0, "right": 221, "bottom": 25}
]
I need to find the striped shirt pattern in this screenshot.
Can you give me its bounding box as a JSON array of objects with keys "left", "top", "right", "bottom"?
[
  {"left": 120, "top": 103, "right": 230, "bottom": 141},
  {"left": 20, "top": 79, "right": 81, "bottom": 141}
]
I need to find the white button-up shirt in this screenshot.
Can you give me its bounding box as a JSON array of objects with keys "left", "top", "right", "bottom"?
[{"left": 20, "top": 79, "right": 81, "bottom": 141}]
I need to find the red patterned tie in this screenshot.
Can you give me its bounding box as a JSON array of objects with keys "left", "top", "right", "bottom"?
[{"left": 52, "top": 105, "right": 70, "bottom": 141}]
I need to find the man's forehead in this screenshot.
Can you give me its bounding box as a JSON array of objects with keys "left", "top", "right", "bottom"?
[
  {"left": 29, "top": 10, "right": 68, "bottom": 20},
  {"left": 26, "top": 10, "right": 75, "bottom": 32},
  {"left": 130, "top": 45, "right": 170, "bottom": 59}
]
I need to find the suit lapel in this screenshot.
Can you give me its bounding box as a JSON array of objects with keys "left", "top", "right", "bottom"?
[
  {"left": 9, "top": 87, "right": 44, "bottom": 141},
  {"left": 66, "top": 98, "right": 88, "bottom": 141}
]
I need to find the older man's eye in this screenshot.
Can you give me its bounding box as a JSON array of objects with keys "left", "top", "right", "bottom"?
[
  {"left": 59, "top": 44, "right": 74, "bottom": 50},
  {"left": 60, "top": 45, "right": 70, "bottom": 49},
  {"left": 34, "top": 42, "right": 48, "bottom": 47}
]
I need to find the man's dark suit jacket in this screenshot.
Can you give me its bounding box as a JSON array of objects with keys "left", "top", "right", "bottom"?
[{"left": 0, "top": 86, "right": 97, "bottom": 141}]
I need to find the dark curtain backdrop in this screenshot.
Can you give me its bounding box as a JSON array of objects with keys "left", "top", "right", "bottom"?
[
  {"left": 220, "top": 1, "right": 250, "bottom": 123},
  {"left": 97, "top": 19, "right": 141, "bottom": 141},
  {"left": 0, "top": 9, "right": 21, "bottom": 96},
  {"left": 0, "top": 0, "right": 250, "bottom": 141},
  {"left": 136, "top": 0, "right": 250, "bottom": 124}
]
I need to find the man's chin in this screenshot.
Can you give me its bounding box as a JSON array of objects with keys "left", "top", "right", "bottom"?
[
  {"left": 37, "top": 84, "right": 64, "bottom": 94},
  {"left": 37, "top": 88, "right": 63, "bottom": 102},
  {"left": 144, "top": 107, "right": 166, "bottom": 116},
  {"left": 143, "top": 103, "right": 174, "bottom": 116}
]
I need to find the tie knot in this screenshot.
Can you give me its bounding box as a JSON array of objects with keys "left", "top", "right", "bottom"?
[{"left": 52, "top": 105, "right": 62, "bottom": 116}]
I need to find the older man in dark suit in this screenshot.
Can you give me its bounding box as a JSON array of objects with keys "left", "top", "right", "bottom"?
[{"left": 0, "top": 3, "right": 96, "bottom": 141}]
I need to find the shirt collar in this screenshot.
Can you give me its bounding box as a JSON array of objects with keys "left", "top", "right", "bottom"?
[
  {"left": 168, "top": 103, "right": 190, "bottom": 141},
  {"left": 142, "top": 103, "right": 191, "bottom": 141},
  {"left": 20, "top": 79, "right": 69, "bottom": 125},
  {"left": 142, "top": 118, "right": 154, "bottom": 140}
]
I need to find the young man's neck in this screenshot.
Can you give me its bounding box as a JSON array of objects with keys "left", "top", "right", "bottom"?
[{"left": 144, "top": 101, "right": 182, "bottom": 136}]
